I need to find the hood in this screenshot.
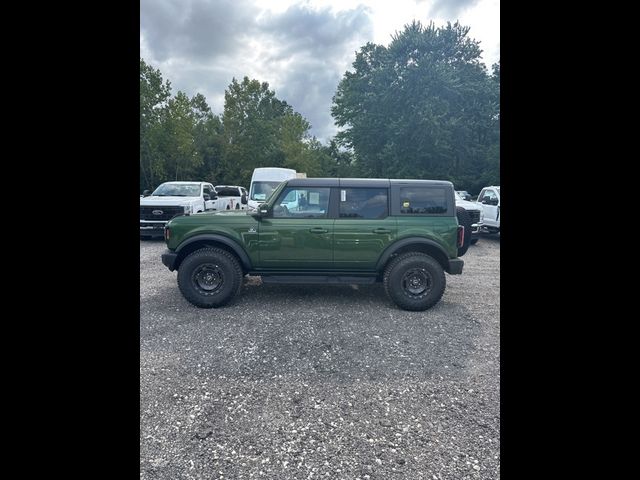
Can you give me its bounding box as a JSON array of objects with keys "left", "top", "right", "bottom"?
[
  {"left": 140, "top": 196, "right": 200, "bottom": 207},
  {"left": 455, "top": 198, "right": 482, "bottom": 211}
]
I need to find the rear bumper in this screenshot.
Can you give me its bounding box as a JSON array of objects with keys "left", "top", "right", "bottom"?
[
  {"left": 446, "top": 258, "right": 464, "bottom": 275},
  {"left": 161, "top": 250, "right": 178, "bottom": 271}
]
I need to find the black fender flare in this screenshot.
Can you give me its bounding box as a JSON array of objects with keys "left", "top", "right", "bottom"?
[
  {"left": 376, "top": 237, "right": 451, "bottom": 272},
  {"left": 176, "top": 234, "right": 252, "bottom": 270}
]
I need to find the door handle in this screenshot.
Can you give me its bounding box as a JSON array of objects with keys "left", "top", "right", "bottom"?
[
  {"left": 309, "top": 227, "right": 328, "bottom": 234},
  {"left": 372, "top": 228, "right": 391, "bottom": 234}
]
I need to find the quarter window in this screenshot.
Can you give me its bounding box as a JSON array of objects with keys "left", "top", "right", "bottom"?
[
  {"left": 399, "top": 187, "right": 447, "bottom": 214},
  {"left": 339, "top": 188, "right": 388, "bottom": 219}
]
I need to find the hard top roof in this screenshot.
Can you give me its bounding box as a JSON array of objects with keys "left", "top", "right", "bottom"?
[{"left": 284, "top": 178, "right": 453, "bottom": 188}]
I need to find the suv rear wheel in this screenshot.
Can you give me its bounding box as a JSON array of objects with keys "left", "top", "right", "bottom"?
[
  {"left": 177, "top": 248, "right": 243, "bottom": 308},
  {"left": 383, "top": 252, "right": 446, "bottom": 311}
]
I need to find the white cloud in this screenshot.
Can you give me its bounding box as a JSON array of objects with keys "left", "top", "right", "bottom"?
[{"left": 140, "top": 0, "right": 500, "bottom": 142}]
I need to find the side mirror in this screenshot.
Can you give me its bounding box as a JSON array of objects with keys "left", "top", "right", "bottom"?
[
  {"left": 250, "top": 204, "right": 269, "bottom": 219},
  {"left": 241, "top": 193, "right": 248, "bottom": 204},
  {"left": 203, "top": 193, "right": 211, "bottom": 201},
  {"left": 143, "top": 189, "right": 151, "bottom": 197}
]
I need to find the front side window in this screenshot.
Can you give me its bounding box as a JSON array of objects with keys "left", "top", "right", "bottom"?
[
  {"left": 273, "top": 187, "right": 330, "bottom": 218},
  {"left": 399, "top": 187, "right": 447, "bottom": 214},
  {"left": 339, "top": 188, "right": 388, "bottom": 219},
  {"left": 203, "top": 185, "right": 213, "bottom": 196},
  {"left": 481, "top": 190, "right": 498, "bottom": 203}
]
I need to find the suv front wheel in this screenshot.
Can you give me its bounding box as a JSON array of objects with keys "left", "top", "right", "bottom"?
[
  {"left": 177, "top": 248, "right": 243, "bottom": 308},
  {"left": 383, "top": 252, "right": 446, "bottom": 311}
]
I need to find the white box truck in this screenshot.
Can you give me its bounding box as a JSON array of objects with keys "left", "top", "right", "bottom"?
[{"left": 247, "top": 167, "right": 298, "bottom": 211}]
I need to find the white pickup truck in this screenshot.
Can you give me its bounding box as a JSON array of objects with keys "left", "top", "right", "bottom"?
[
  {"left": 140, "top": 181, "right": 219, "bottom": 238},
  {"left": 214, "top": 185, "right": 249, "bottom": 211},
  {"left": 477, "top": 185, "right": 500, "bottom": 233},
  {"left": 455, "top": 192, "right": 484, "bottom": 245}
]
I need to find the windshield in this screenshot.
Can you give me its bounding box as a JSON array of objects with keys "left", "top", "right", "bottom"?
[
  {"left": 152, "top": 183, "right": 201, "bottom": 197},
  {"left": 250, "top": 181, "right": 281, "bottom": 201}
]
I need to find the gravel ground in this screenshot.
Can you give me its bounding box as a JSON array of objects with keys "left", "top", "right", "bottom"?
[{"left": 140, "top": 235, "right": 500, "bottom": 479}]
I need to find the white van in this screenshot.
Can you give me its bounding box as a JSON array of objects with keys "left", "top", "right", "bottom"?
[{"left": 247, "top": 167, "right": 297, "bottom": 211}]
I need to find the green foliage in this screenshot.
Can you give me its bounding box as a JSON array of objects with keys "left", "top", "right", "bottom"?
[
  {"left": 332, "top": 21, "right": 500, "bottom": 193},
  {"left": 141, "top": 34, "right": 499, "bottom": 195},
  {"left": 140, "top": 58, "right": 171, "bottom": 191}
]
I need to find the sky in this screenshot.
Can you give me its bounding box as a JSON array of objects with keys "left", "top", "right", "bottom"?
[{"left": 140, "top": 0, "right": 499, "bottom": 143}]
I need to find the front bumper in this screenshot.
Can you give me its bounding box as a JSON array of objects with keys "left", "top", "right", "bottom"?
[
  {"left": 470, "top": 222, "right": 483, "bottom": 239},
  {"left": 446, "top": 258, "right": 464, "bottom": 275},
  {"left": 140, "top": 220, "right": 166, "bottom": 235},
  {"left": 161, "top": 250, "right": 178, "bottom": 271}
]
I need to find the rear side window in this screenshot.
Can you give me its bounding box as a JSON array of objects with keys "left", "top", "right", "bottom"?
[
  {"left": 399, "top": 187, "right": 448, "bottom": 214},
  {"left": 339, "top": 188, "right": 388, "bottom": 219}
]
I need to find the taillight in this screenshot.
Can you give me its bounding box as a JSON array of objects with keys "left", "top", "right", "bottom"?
[
  {"left": 164, "top": 227, "right": 170, "bottom": 241},
  {"left": 457, "top": 225, "right": 464, "bottom": 247}
]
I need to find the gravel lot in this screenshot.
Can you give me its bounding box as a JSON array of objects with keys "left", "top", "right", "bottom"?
[{"left": 140, "top": 235, "right": 500, "bottom": 479}]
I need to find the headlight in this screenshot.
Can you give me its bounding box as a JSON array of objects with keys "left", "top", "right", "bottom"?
[
  {"left": 479, "top": 209, "right": 484, "bottom": 221},
  {"left": 183, "top": 205, "right": 192, "bottom": 214}
]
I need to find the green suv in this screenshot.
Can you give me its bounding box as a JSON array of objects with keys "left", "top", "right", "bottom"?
[{"left": 161, "top": 178, "right": 465, "bottom": 311}]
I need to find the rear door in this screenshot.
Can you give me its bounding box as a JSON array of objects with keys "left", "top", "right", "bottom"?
[{"left": 332, "top": 187, "right": 396, "bottom": 271}]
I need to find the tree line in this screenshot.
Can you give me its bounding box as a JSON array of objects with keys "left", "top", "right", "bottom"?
[{"left": 140, "top": 21, "right": 499, "bottom": 194}]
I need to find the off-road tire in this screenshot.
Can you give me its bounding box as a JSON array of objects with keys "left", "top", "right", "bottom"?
[
  {"left": 383, "top": 252, "right": 446, "bottom": 311},
  {"left": 177, "top": 248, "right": 243, "bottom": 308},
  {"left": 456, "top": 206, "right": 472, "bottom": 257}
]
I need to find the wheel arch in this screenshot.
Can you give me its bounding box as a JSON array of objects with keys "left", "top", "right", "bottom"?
[
  {"left": 175, "top": 234, "right": 252, "bottom": 273},
  {"left": 376, "top": 238, "right": 450, "bottom": 274}
]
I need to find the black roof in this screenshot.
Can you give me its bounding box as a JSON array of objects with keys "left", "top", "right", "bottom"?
[{"left": 284, "top": 178, "right": 453, "bottom": 188}]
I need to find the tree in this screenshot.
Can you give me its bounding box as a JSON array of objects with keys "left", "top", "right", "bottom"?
[
  {"left": 219, "top": 76, "right": 321, "bottom": 186},
  {"left": 140, "top": 58, "right": 171, "bottom": 191},
  {"left": 332, "top": 21, "right": 499, "bottom": 191},
  {"left": 155, "top": 91, "right": 204, "bottom": 181}
]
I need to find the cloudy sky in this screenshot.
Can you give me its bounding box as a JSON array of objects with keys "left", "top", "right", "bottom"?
[{"left": 140, "top": 0, "right": 499, "bottom": 143}]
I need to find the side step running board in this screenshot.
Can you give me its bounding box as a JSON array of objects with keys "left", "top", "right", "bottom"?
[{"left": 260, "top": 275, "right": 377, "bottom": 285}]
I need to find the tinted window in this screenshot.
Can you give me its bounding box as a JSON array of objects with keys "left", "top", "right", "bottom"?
[
  {"left": 399, "top": 187, "right": 447, "bottom": 214},
  {"left": 339, "top": 188, "right": 388, "bottom": 219},
  {"left": 215, "top": 187, "right": 240, "bottom": 197},
  {"left": 273, "top": 187, "right": 330, "bottom": 218}
]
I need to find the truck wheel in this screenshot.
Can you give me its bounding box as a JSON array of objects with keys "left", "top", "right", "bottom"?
[
  {"left": 226, "top": 205, "right": 231, "bottom": 210},
  {"left": 177, "top": 248, "right": 243, "bottom": 308},
  {"left": 235, "top": 203, "right": 240, "bottom": 209},
  {"left": 383, "top": 252, "right": 446, "bottom": 311},
  {"left": 456, "top": 207, "right": 472, "bottom": 257},
  {"left": 470, "top": 238, "right": 479, "bottom": 245}
]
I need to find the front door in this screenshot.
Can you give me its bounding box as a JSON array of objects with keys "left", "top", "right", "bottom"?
[
  {"left": 478, "top": 188, "right": 499, "bottom": 227},
  {"left": 203, "top": 184, "right": 217, "bottom": 211},
  {"left": 258, "top": 186, "right": 334, "bottom": 270},
  {"left": 332, "top": 187, "right": 396, "bottom": 270}
]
